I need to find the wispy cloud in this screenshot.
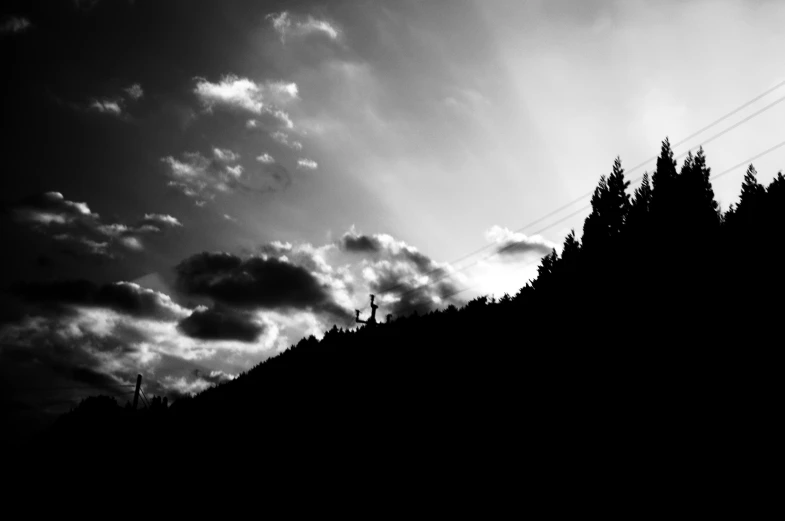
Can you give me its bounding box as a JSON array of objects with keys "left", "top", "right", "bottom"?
[
  {"left": 11, "top": 192, "right": 182, "bottom": 258},
  {"left": 271, "top": 131, "right": 303, "bottom": 150},
  {"left": 162, "top": 149, "right": 290, "bottom": 203},
  {"left": 266, "top": 11, "right": 339, "bottom": 42}
]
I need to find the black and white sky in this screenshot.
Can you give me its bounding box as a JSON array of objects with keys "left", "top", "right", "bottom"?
[{"left": 2, "top": 0, "right": 785, "bottom": 430}]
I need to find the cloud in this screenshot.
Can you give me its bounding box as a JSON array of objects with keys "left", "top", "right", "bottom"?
[
  {"left": 194, "top": 75, "right": 264, "bottom": 113},
  {"left": 140, "top": 213, "right": 182, "bottom": 230},
  {"left": 177, "top": 306, "right": 264, "bottom": 343},
  {"left": 256, "top": 153, "right": 274, "bottom": 164},
  {"left": 271, "top": 131, "right": 303, "bottom": 150},
  {"left": 162, "top": 150, "right": 289, "bottom": 202},
  {"left": 174, "top": 252, "right": 352, "bottom": 322},
  {"left": 213, "top": 147, "right": 239, "bottom": 162},
  {"left": 246, "top": 109, "right": 295, "bottom": 133},
  {"left": 297, "top": 158, "right": 318, "bottom": 170},
  {"left": 124, "top": 83, "right": 143, "bottom": 100},
  {"left": 90, "top": 99, "right": 122, "bottom": 116},
  {"left": 338, "top": 228, "right": 465, "bottom": 316},
  {"left": 12, "top": 192, "right": 95, "bottom": 224},
  {"left": 340, "top": 233, "right": 380, "bottom": 253},
  {"left": 160, "top": 370, "right": 236, "bottom": 397},
  {"left": 270, "top": 109, "right": 294, "bottom": 129},
  {"left": 0, "top": 227, "right": 479, "bottom": 421},
  {"left": 13, "top": 280, "right": 190, "bottom": 322},
  {"left": 11, "top": 192, "right": 182, "bottom": 257},
  {"left": 267, "top": 81, "right": 299, "bottom": 99},
  {"left": 484, "top": 225, "right": 557, "bottom": 258},
  {"left": 266, "top": 11, "right": 339, "bottom": 42},
  {"left": 193, "top": 75, "right": 299, "bottom": 115},
  {"left": 1, "top": 16, "right": 31, "bottom": 34}
]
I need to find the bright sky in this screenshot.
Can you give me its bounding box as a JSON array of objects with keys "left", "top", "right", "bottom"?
[{"left": 2, "top": 0, "right": 785, "bottom": 416}]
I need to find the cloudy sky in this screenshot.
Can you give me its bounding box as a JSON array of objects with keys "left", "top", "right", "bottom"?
[{"left": 2, "top": 0, "right": 785, "bottom": 432}]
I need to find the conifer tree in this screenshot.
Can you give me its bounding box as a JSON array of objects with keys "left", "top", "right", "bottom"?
[
  {"left": 532, "top": 249, "right": 559, "bottom": 293},
  {"left": 651, "top": 138, "right": 678, "bottom": 221},
  {"left": 582, "top": 157, "right": 630, "bottom": 254},
  {"left": 606, "top": 156, "right": 631, "bottom": 239},
  {"left": 692, "top": 147, "right": 720, "bottom": 221},
  {"left": 553, "top": 230, "right": 581, "bottom": 294},
  {"left": 676, "top": 147, "right": 720, "bottom": 233},
  {"left": 582, "top": 175, "right": 609, "bottom": 253},
  {"left": 627, "top": 172, "right": 652, "bottom": 234},
  {"left": 737, "top": 164, "right": 766, "bottom": 215}
]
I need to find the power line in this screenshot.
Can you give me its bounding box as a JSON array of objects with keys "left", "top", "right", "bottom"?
[
  {"left": 393, "top": 138, "right": 785, "bottom": 301},
  {"left": 375, "top": 81, "right": 785, "bottom": 299},
  {"left": 513, "top": 93, "right": 785, "bottom": 239}
]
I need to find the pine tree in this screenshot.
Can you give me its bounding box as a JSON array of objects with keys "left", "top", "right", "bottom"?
[
  {"left": 582, "top": 175, "right": 609, "bottom": 253},
  {"left": 582, "top": 157, "right": 630, "bottom": 254},
  {"left": 532, "top": 249, "right": 559, "bottom": 293},
  {"left": 606, "top": 156, "right": 631, "bottom": 239},
  {"left": 738, "top": 164, "right": 766, "bottom": 215},
  {"left": 651, "top": 138, "right": 678, "bottom": 204},
  {"left": 627, "top": 172, "right": 652, "bottom": 234},
  {"left": 677, "top": 147, "right": 720, "bottom": 232},
  {"left": 553, "top": 230, "right": 581, "bottom": 294}
]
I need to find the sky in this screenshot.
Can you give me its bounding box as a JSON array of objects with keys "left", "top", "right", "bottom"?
[{"left": 2, "top": 0, "right": 785, "bottom": 436}]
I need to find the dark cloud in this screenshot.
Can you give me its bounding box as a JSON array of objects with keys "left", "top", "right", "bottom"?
[
  {"left": 485, "top": 226, "right": 556, "bottom": 259},
  {"left": 178, "top": 306, "right": 264, "bottom": 342},
  {"left": 339, "top": 229, "right": 464, "bottom": 317},
  {"left": 175, "top": 252, "right": 351, "bottom": 322},
  {"left": 11, "top": 192, "right": 182, "bottom": 258},
  {"left": 496, "top": 241, "right": 553, "bottom": 257},
  {"left": 13, "top": 192, "right": 97, "bottom": 224},
  {"left": 12, "top": 279, "right": 187, "bottom": 321},
  {"left": 340, "top": 230, "right": 439, "bottom": 273},
  {"left": 340, "top": 233, "right": 381, "bottom": 253},
  {"left": 368, "top": 261, "right": 462, "bottom": 317}
]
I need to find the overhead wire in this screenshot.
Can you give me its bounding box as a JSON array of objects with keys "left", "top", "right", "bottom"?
[
  {"left": 391, "top": 138, "right": 785, "bottom": 301},
  {"left": 372, "top": 79, "right": 785, "bottom": 302}
]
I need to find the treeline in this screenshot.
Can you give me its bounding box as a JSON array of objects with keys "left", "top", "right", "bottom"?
[{"left": 28, "top": 140, "right": 783, "bottom": 477}]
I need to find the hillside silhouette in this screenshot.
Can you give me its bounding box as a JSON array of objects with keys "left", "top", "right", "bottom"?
[{"left": 19, "top": 140, "right": 782, "bottom": 485}]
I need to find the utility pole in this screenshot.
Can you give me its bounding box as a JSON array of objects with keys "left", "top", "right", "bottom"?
[{"left": 132, "top": 374, "right": 142, "bottom": 410}]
